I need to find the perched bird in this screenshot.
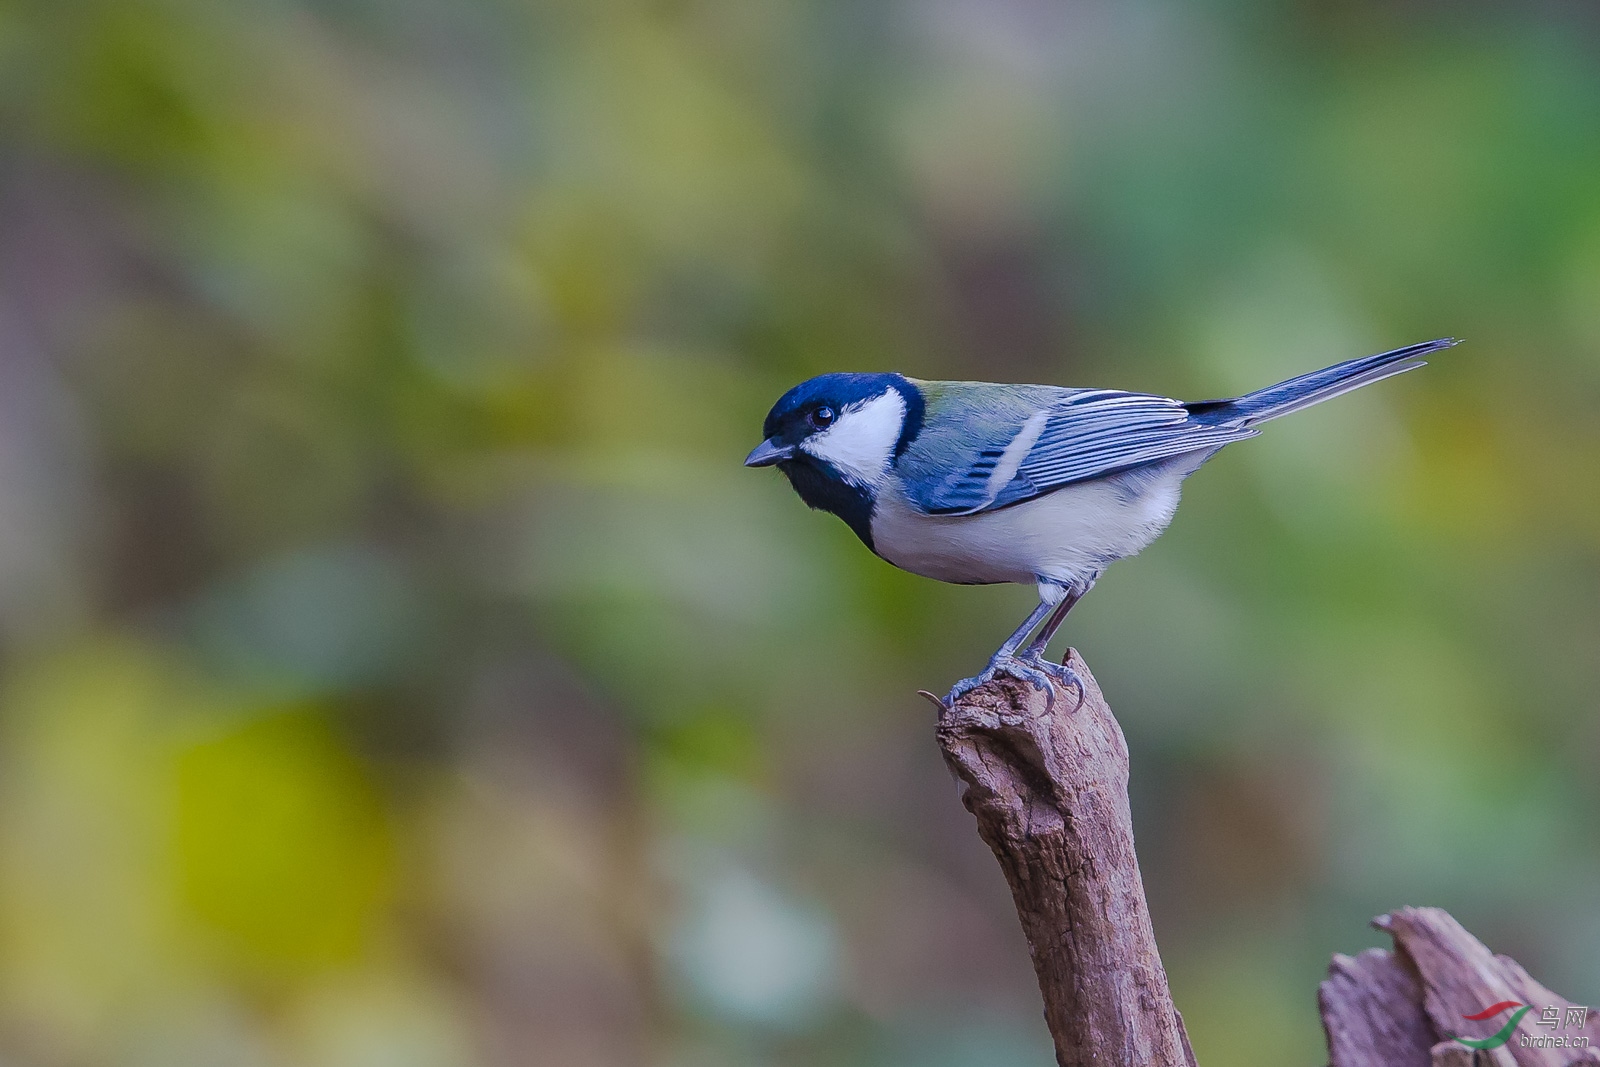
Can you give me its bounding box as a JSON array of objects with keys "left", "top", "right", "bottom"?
[{"left": 746, "top": 338, "right": 1458, "bottom": 703}]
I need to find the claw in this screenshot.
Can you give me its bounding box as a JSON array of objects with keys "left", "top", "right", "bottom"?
[{"left": 1022, "top": 653, "right": 1085, "bottom": 710}]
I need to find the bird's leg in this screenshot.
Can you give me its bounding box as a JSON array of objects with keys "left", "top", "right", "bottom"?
[
  {"left": 944, "top": 599, "right": 1058, "bottom": 706},
  {"left": 1015, "top": 582, "right": 1089, "bottom": 702}
]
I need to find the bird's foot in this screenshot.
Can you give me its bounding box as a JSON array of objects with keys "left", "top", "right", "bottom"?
[
  {"left": 942, "top": 651, "right": 1084, "bottom": 711},
  {"left": 944, "top": 653, "right": 1058, "bottom": 708}
]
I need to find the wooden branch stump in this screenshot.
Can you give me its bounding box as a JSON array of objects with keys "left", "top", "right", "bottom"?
[
  {"left": 930, "top": 649, "right": 1592, "bottom": 1067},
  {"left": 932, "top": 649, "right": 1195, "bottom": 1067}
]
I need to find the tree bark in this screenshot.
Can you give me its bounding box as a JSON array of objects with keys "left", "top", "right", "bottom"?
[
  {"left": 1321, "top": 906, "right": 1600, "bottom": 1067},
  {"left": 931, "top": 648, "right": 1195, "bottom": 1067}
]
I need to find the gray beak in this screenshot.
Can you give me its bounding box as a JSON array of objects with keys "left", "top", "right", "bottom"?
[{"left": 744, "top": 438, "right": 795, "bottom": 467}]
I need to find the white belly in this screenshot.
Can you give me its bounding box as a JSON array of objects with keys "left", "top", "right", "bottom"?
[{"left": 868, "top": 468, "right": 1184, "bottom": 587}]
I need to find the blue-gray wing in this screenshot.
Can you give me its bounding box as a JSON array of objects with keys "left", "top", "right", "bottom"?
[{"left": 906, "top": 389, "right": 1259, "bottom": 515}]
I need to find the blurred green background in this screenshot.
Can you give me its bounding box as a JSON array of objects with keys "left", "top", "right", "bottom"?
[{"left": 0, "top": 0, "right": 1596, "bottom": 1064}]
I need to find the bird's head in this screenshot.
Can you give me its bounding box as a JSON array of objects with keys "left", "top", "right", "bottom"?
[
  {"left": 745, "top": 372, "right": 924, "bottom": 538},
  {"left": 746, "top": 372, "right": 922, "bottom": 485}
]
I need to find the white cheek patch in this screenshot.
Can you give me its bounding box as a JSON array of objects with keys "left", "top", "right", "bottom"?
[{"left": 800, "top": 390, "right": 906, "bottom": 487}]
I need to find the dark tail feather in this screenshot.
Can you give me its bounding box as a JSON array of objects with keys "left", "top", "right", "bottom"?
[{"left": 1186, "top": 338, "right": 1459, "bottom": 427}]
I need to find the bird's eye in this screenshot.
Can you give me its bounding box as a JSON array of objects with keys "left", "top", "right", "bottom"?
[{"left": 811, "top": 406, "right": 836, "bottom": 428}]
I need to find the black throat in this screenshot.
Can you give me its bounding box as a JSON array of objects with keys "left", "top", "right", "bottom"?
[{"left": 778, "top": 459, "right": 876, "bottom": 552}]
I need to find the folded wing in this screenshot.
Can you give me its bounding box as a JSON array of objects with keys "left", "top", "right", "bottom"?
[{"left": 905, "top": 388, "right": 1257, "bottom": 515}]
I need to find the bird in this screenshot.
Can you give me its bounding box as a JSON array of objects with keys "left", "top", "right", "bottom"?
[{"left": 745, "top": 338, "right": 1458, "bottom": 705}]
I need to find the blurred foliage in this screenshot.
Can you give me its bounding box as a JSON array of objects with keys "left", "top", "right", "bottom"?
[{"left": 0, "top": 0, "right": 1595, "bottom": 1064}]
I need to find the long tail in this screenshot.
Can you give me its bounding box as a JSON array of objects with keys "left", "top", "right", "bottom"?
[{"left": 1186, "top": 338, "right": 1459, "bottom": 426}]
